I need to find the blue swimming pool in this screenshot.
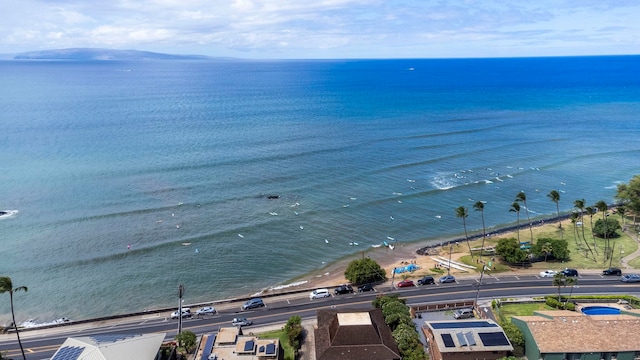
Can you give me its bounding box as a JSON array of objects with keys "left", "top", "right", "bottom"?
[{"left": 581, "top": 306, "right": 621, "bottom": 315}]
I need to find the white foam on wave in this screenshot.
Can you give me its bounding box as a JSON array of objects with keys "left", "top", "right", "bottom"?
[
  {"left": 431, "top": 175, "right": 457, "bottom": 190},
  {"left": 0, "top": 210, "right": 18, "bottom": 219},
  {"left": 269, "top": 280, "right": 308, "bottom": 291}
]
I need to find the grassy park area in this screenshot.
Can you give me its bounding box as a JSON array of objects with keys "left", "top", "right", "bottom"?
[{"left": 447, "top": 214, "right": 639, "bottom": 274}]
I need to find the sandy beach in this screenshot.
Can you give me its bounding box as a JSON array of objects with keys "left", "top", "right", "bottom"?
[{"left": 266, "top": 208, "right": 639, "bottom": 294}]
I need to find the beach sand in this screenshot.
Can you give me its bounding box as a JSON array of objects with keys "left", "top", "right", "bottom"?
[
  {"left": 264, "top": 209, "right": 637, "bottom": 294},
  {"left": 266, "top": 239, "right": 472, "bottom": 293}
]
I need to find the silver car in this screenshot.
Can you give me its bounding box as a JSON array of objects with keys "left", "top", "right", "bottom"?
[{"left": 621, "top": 274, "right": 640, "bottom": 283}]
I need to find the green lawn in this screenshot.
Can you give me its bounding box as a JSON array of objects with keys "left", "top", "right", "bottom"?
[
  {"left": 457, "top": 219, "right": 638, "bottom": 273},
  {"left": 494, "top": 302, "right": 554, "bottom": 322},
  {"left": 258, "top": 328, "right": 295, "bottom": 360}
]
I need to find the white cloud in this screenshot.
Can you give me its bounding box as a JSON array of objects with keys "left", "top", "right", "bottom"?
[{"left": 1, "top": 0, "right": 639, "bottom": 58}]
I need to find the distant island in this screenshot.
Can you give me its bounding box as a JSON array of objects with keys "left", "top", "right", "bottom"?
[{"left": 12, "top": 48, "right": 217, "bottom": 61}]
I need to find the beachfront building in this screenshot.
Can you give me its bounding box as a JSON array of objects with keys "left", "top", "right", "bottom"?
[
  {"left": 512, "top": 309, "right": 640, "bottom": 360},
  {"left": 194, "top": 326, "right": 282, "bottom": 360},
  {"left": 314, "top": 308, "right": 401, "bottom": 360},
  {"left": 50, "top": 333, "right": 166, "bottom": 360},
  {"left": 422, "top": 319, "right": 513, "bottom": 360}
]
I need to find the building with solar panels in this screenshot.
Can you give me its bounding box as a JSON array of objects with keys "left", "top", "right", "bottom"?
[
  {"left": 49, "top": 333, "right": 166, "bottom": 360},
  {"left": 422, "top": 319, "right": 513, "bottom": 360},
  {"left": 194, "top": 326, "right": 282, "bottom": 360}
]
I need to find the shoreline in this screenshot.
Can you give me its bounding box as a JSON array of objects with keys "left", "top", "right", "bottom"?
[{"left": 264, "top": 208, "right": 619, "bottom": 293}]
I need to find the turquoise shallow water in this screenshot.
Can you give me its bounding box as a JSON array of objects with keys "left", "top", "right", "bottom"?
[{"left": 0, "top": 56, "right": 639, "bottom": 323}]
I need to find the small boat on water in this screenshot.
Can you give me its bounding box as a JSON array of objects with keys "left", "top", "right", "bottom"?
[
  {"left": 182, "top": 242, "right": 192, "bottom": 246},
  {"left": 371, "top": 244, "right": 382, "bottom": 248}
]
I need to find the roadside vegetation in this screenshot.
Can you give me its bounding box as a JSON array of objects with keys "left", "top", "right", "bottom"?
[
  {"left": 258, "top": 315, "right": 302, "bottom": 360},
  {"left": 373, "top": 294, "right": 427, "bottom": 360}
]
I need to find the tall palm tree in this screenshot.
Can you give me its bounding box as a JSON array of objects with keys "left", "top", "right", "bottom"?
[
  {"left": 509, "top": 202, "right": 521, "bottom": 243},
  {"left": 473, "top": 201, "right": 486, "bottom": 260},
  {"left": 455, "top": 206, "right": 474, "bottom": 262},
  {"left": 570, "top": 212, "right": 581, "bottom": 246},
  {"left": 595, "top": 200, "right": 609, "bottom": 260},
  {"left": 616, "top": 206, "right": 626, "bottom": 226},
  {"left": 585, "top": 206, "right": 599, "bottom": 255},
  {"left": 552, "top": 273, "right": 567, "bottom": 302},
  {"left": 516, "top": 191, "right": 534, "bottom": 243},
  {"left": 574, "top": 199, "right": 590, "bottom": 252},
  {"left": 541, "top": 241, "right": 553, "bottom": 262},
  {"left": 0, "top": 276, "right": 28, "bottom": 360},
  {"left": 547, "top": 190, "right": 562, "bottom": 232}
]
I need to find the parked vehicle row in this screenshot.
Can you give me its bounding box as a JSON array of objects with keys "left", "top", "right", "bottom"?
[{"left": 172, "top": 269, "right": 629, "bottom": 320}]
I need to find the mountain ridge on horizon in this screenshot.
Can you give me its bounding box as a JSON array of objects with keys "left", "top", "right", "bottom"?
[{"left": 10, "top": 48, "right": 233, "bottom": 60}]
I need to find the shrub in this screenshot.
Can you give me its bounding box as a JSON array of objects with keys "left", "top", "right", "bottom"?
[{"left": 344, "top": 258, "right": 386, "bottom": 284}]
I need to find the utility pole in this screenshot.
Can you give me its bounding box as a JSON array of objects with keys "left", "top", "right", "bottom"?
[
  {"left": 178, "top": 283, "right": 184, "bottom": 337},
  {"left": 474, "top": 264, "right": 486, "bottom": 310},
  {"left": 447, "top": 244, "right": 453, "bottom": 276}
]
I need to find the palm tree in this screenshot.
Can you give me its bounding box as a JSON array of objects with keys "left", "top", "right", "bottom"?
[
  {"left": 570, "top": 212, "right": 581, "bottom": 246},
  {"left": 616, "top": 206, "right": 626, "bottom": 226},
  {"left": 547, "top": 190, "right": 562, "bottom": 233},
  {"left": 0, "top": 276, "right": 28, "bottom": 360},
  {"left": 509, "top": 202, "right": 521, "bottom": 243},
  {"left": 585, "top": 206, "right": 599, "bottom": 255},
  {"left": 595, "top": 200, "right": 609, "bottom": 260},
  {"left": 516, "top": 191, "right": 534, "bottom": 243},
  {"left": 574, "top": 199, "right": 591, "bottom": 253},
  {"left": 473, "top": 201, "right": 486, "bottom": 260},
  {"left": 552, "top": 273, "right": 567, "bottom": 302},
  {"left": 541, "top": 241, "right": 553, "bottom": 262},
  {"left": 455, "top": 206, "right": 474, "bottom": 262}
]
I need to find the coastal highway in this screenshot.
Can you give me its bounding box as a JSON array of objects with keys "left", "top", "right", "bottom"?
[{"left": 2, "top": 273, "right": 639, "bottom": 359}]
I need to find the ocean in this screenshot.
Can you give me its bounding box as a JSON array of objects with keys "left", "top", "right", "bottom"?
[{"left": 1, "top": 56, "right": 639, "bottom": 323}]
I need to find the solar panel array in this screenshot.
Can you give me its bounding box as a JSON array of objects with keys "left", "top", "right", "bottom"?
[
  {"left": 89, "top": 334, "right": 140, "bottom": 344},
  {"left": 431, "top": 321, "right": 497, "bottom": 329},
  {"left": 244, "top": 339, "right": 255, "bottom": 352},
  {"left": 266, "top": 343, "right": 276, "bottom": 355},
  {"left": 200, "top": 335, "right": 217, "bottom": 360},
  {"left": 479, "top": 332, "right": 511, "bottom": 346},
  {"left": 441, "top": 333, "right": 455, "bottom": 348},
  {"left": 52, "top": 346, "right": 84, "bottom": 360}
]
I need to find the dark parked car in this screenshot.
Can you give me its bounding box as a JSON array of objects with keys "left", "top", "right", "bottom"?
[
  {"left": 241, "top": 298, "right": 265, "bottom": 311},
  {"left": 417, "top": 276, "right": 435, "bottom": 285},
  {"left": 335, "top": 284, "right": 354, "bottom": 295},
  {"left": 561, "top": 268, "right": 579, "bottom": 277},
  {"left": 603, "top": 267, "right": 622, "bottom": 276},
  {"left": 357, "top": 283, "right": 374, "bottom": 292},
  {"left": 397, "top": 279, "right": 415, "bottom": 288}
]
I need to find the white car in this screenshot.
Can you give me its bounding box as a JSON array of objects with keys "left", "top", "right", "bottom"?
[
  {"left": 196, "top": 306, "right": 216, "bottom": 316},
  {"left": 539, "top": 270, "right": 557, "bottom": 278},
  {"left": 170, "top": 308, "right": 191, "bottom": 319},
  {"left": 309, "top": 288, "right": 331, "bottom": 300}
]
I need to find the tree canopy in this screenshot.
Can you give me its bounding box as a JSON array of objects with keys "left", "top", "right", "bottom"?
[
  {"left": 344, "top": 258, "right": 386, "bottom": 285},
  {"left": 593, "top": 218, "right": 621, "bottom": 238},
  {"left": 495, "top": 238, "right": 528, "bottom": 264},
  {"left": 531, "top": 237, "right": 570, "bottom": 261}
]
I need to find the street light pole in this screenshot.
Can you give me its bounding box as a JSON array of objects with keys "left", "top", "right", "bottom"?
[
  {"left": 447, "top": 244, "right": 453, "bottom": 276},
  {"left": 474, "top": 264, "right": 486, "bottom": 310},
  {"left": 178, "top": 283, "right": 184, "bottom": 337}
]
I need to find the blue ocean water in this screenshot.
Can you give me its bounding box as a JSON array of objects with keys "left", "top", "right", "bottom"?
[{"left": 1, "top": 56, "right": 639, "bottom": 323}]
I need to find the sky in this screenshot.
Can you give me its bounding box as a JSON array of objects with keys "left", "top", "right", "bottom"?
[{"left": 2, "top": 0, "right": 640, "bottom": 59}]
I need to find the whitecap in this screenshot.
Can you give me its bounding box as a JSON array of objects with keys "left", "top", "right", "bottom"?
[{"left": 0, "top": 210, "right": 18, "bottom": 219}]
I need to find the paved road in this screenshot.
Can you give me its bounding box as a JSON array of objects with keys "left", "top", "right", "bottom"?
[{"left": 1, "top": 273, "right": 639, "bottom": 359}]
